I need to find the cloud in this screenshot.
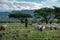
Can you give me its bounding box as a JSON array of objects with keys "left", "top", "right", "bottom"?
[
  {"left": 0, "top": 0, "right": 7, "bottom": 2},
  {"left": 41, "top": 0, "right": 59, "bottom": 7},
  {"left": 41, "top": 0, "right": 57, "bottom": 3},
  {"left": 0, "top": 0, "right": 60, "bottom": 11},
  {"left": 0, "top": 0, "right": 43, "bottom": 11},
  {"left": 0, "top": 0, "right": 15, "bottom": 2},
  {"left": 50, "top": 0, "right": 57, "bottom": 3},
  {"left": 12, "top": 1, "right": 43, "bottom": 10}
]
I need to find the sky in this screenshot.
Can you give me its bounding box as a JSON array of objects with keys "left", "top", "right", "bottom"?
[{"left": 0, "top": 0, "right": 60, "bottom": 12}]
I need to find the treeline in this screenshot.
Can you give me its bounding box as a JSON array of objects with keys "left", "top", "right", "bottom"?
[
  {"left": 1, "top": 6, "right": 60, "bottom": 24},
  {"left": 8, "top": 6, "right": 60, "bottom": 24}
]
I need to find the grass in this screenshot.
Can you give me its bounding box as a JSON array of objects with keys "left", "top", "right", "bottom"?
[{"left": 0, "top": 23, "right": 60, "bottom": 40}]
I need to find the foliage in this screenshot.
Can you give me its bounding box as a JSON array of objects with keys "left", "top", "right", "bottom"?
[
  {"left": 34, "top": 8, "right": 54, "bottom": 24},
  {"left": 34, "top": 6, "right": 60, "bottom": 24},
  {"left": 54, "top": 6, "right": 60, "bottom": 19},
  {"left": 34, "top": 8, "right": 54, "bottom": 17},
  {"left": 8, "top": 12, "right": 32, "bottom": 23},
  {"left": 8, "top": 12, "right": 32, "bottom": 18}
]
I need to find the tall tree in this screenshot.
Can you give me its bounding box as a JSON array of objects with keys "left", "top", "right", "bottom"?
[
  {"left": 54, "top": 6, "right": 60, "bottom": 19},
  {"left": 34, "top": 8, "right": 54, "bottom": 24},
  {"left": 54, "top": 6, "right": 60, "bottom": 23}
]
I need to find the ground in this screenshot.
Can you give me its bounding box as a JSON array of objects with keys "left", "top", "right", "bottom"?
[{"left": 0, "top": 23, "right": 60, "bottom": 40}]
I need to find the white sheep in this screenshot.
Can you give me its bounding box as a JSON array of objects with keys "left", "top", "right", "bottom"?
[
  {"left": 45, "top": 25, "right": 53, "bottom": 30},
  {"left": 37, "top": 25, "right": 45, "bottom": 31},
  {"left": 32, "top": 23, "right": 45, "bottom": 31},
  {"left": 32, "top": 23, "right": 38, "bottom": 28},
  {"left": 0, "top": 23, "right": 8, "bottom": 30},
  {"left": 54, "top": 26, "right": 60, "bottom": 30},
  {"left": 53, "top": 23, "right": 60, "bottom": 30}
]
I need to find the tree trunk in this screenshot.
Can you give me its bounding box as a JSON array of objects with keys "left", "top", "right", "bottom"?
[
  {"left": 50, "top": 21, "right": 53, "bottom": 24},
  {"left": 41, "top": 20, "right": 43, "bottom": 23},
  {"left": 45, "top": 17, "right": 48, "bottom": 24},
  {"left": 49, "top": 16, "right": 55, "bottom": 24}
]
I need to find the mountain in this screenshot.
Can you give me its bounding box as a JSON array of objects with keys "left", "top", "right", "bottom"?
[
  {"left": 12, "top": 10, "right": 34, "bottom": 14},
  {"left": 0, "top": 12, "right": 11, "bottom": 16},
  {"left": 0, "top": 10, "right": 34, "bottom": 21}
]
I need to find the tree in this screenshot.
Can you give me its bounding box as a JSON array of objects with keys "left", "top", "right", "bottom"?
[
  {"left": 53, "top": 6, "right": 60, "bottom": 23},
  {"left": 8, "top": 12, "right": 32, "bottom": 23},
  {"left": 8, "top": 12, "right": 32, "bottom": 28},
  {"left": 54, "top": 6, "right": 60, "bottom": 21},
  {"left": 34, "top": 8, "right": 54, "bottom": 24}
]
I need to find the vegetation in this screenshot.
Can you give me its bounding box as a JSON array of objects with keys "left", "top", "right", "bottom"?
[
  {"left": 0, "top": 23, "right": 60, "bottom": 40},
  {"left": 8, "top": 12, "right": 32, "bottom": 23},
  {"left": 54, "top": 6, "right": 60, "bottom": 23},
  {"left": 8, "top": 6, "right": 60, "bottom": 24},
  {"left": 0, "top": 6, "right": 60, "bottom": 40},
  {"left": 34, "top": 6, "right": 60, "bottom": 24},
  {"left": 34, "top": 8, "right": 54, "bottom": 24}
]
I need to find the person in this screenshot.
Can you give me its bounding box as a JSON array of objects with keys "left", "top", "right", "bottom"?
[{"left": 25, "top": 18, "right": 28, "bottom": 28}]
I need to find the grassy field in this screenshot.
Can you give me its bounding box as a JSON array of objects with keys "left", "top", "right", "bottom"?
[{"left": 0, "top": 23, "right": 60, "bottom": 40}]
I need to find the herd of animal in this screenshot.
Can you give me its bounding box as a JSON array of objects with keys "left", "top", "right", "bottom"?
[
  {"left": 32, "top": 23, "right": 60, "bottom": 31},
  {"left": 0, "top": 23, "right": 60, "bottom": 31}
]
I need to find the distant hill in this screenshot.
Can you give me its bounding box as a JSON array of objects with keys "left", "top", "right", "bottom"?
[
  {"left": 0, "top": 12, "right": 11, "bottom": 16},
  {"left": 12, "top": 10, "right": 34, "bottom": 14},
  {"left": 0, "top": 10, "right": 34, "bottom": 21}
]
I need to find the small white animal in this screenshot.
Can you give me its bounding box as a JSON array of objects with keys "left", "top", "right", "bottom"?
[
  {"left": 0, "top": 24, "right": 8, "bottom": 30},
  {"left": 32, "top": 23, "right": 45, "bottom": 31}
]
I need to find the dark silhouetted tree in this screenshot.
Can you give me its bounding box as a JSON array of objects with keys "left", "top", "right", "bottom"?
[
  {"left": 34, "top": 8, "right": 54, "bottom": 24},
  {"left": 54, "top": 6, "right": 60, "bottom": 23}
]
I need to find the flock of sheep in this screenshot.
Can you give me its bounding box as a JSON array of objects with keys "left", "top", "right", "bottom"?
[
  {"left": 32, "top": 23, "right": 60, "bottom": 31},
  {"left": 0, "top": 23, "right": 60, "bottom": 31}
]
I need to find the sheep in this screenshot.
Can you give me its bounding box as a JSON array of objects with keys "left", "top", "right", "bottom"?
[
  {"left": 32, "top": 23, "right": 38, "bottom": 28},
  {"left": 37, "top": 25, "right": 45, "bottom": 31},
  {"left": 45, "top": 24, "right": 59, "bottom": 30},
  {"left": 42, "top": 26, "right": 45, "bottom": 30},
  {"left": 0, "top": 24, "right": 8, "bottom": 31},
  {"left": 56, "top": 24, "right": 60, "bottom": 30},
  {"left": 50, "top": 24, "right": 60, "bottom": 30},
  {"left": 57, "top": 26, "right": 60, "bottom": 30},
  {"left": 51, "top": 25, "right": 57, "bottom": 30},
  {"left": 54, "top": 26, "right": 60, "bottom": 30},
  {"left": 32, "top": 23, "right": 45, "bottom": 31},
  {"left": 37, "top": 25, "right": 43, "bottom": 31},
  {"left": 45, "top": 25, "right": 53, "bottom": 30}
]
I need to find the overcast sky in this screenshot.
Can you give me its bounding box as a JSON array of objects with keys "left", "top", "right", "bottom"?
[{"left": 0, "top": 0, "right": 60, "bottom": 12}]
